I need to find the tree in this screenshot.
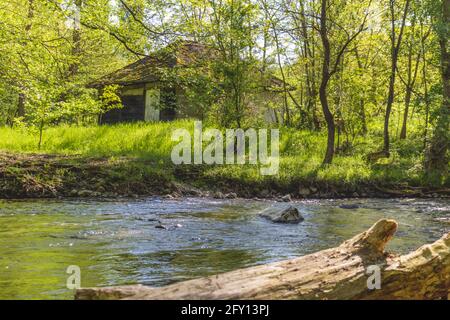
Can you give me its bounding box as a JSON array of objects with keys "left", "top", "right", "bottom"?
[
  {"left": 398, "top": 13, "right": 421, "bottom": 140},
  {"left": 317, "top": 0, "right": 371, "bottom": 164},
  {"left": 206, "top": 0, "right": 258, "bottom": 128},
  {"left": 425, "top": 0, "right": 449, "bottom": 182},
  {"left": 381, "top": 0, "right": 411, "bottom": 156},
  {"left": 16, "top": 0, "right": 34, "bottom": 118},
  {"left": 259, "top": 0, "right": 292, "bottom": 126}
]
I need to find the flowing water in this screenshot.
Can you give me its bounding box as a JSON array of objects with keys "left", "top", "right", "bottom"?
[{"left": 0, "top": 197, "right": 448, "bottom": 299}]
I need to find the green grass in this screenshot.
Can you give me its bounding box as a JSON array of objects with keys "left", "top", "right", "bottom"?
[
  {"left": 0, "top": 120, "right": 193, "bottom": 160},
  {"left": 0, "top": 120, "right": 443, "bottom": 189}
]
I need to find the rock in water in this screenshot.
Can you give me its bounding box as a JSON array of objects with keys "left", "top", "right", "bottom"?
[
  {"left": 155, "top": 223, "right": 183, "bottom": 230},
  {"left": 259, "top": 205, "right": 304, "bottom": 224},
  {"left": 225, "top": 192, "right": 237, "bottom": 199},
  {"left": 339, "top": 204, "right": 360, "bottom": 209}
]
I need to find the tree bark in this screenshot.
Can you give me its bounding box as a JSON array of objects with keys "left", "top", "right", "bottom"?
[{"left": 75, "top": 219, "right": 450, "bottom": 300}]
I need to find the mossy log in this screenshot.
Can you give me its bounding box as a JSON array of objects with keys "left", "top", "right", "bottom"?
[{"left": 75, "top": 219, "right": 450, "bottom": 300}]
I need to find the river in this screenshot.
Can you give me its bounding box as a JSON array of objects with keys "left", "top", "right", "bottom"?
[{"left": 0, "top": 197, "right": 448, "bottom": 299}]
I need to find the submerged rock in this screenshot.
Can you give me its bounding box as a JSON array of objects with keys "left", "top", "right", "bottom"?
[
  {"left": 225, "top": 192, "right": 238, "bottom": 199},
  {"left": 213, "top": 191, "right": 225, "bottom": 199},
  {"left": 155, "top": 223, "right": 183, "bottom": 230},
  {"left": 339, "top": 204, "right": 360, "bottom": 209},
  {"left": 134, "top": 216, "right": 160, "bottom": 222},
  {"left": 259, "top": 205, "right": 304, "bottom": 224}
]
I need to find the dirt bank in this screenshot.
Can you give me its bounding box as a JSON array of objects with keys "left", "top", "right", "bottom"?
[{"left": 0, "top": 152, "right": 448, "bottom": 200}]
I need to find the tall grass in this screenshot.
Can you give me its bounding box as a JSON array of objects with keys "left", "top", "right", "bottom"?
[
  {"left": 0, "top": 120, "right": 194, "bottom": 160},
  {"left": 0, "top": 120, "right": 430, "bottom": 185}
]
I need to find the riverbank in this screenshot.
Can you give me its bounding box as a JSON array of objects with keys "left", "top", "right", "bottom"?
[
  {"left": 1, "top": 122, "right": 448, "bottom": 199},
  {"left": 1, "top": 152, "right": 448, "bottom": 200}
]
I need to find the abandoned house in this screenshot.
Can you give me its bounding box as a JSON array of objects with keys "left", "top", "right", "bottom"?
[{"left": 91, "top": 41, "right": 293, "bottom": 124}]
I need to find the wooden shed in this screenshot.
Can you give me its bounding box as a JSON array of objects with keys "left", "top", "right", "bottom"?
[{"left": 91, "top": 41, "right": 293, "bottom": 124}]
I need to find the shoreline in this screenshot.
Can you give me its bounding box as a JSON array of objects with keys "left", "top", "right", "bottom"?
[{"left": 1, "top": 152, "right": 449, "bottom": 200}]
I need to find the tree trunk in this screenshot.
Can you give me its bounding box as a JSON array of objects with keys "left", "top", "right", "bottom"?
[
  {"left": 75, "top": 219, "right": 450, "bottom": 300},
  {"left": 271, "top": 20, "right": 290, "bottom": 127},
  {"left": 319, "top": 0, "right": 335, "bottom": 165},
  {"left": 383, "top": 67, "right": 395, "bottom": 154},
  {"left": 422, "top": 23, "right": 430, "bottom": 150},
  {"left": 382, "top": 0, "right": 410, "bottom": 156},
  {"left": 16, "top": 93, "right": 26, "bottom": 118},
  {"left": 399, "top": 88, "right": 412, "bottom": 139},
  {"left": 355, "top": 48, "right": 367, "bottom": 135},
  {"left": 360, "top": 99, "right": 367, "bottom": 135},
  {"left": 68, "top": 0, "right": 82, "bottom": 78},
  {"left": 299, "top": 1, "right": 319, "bottom": 131},
  {"left": 16, "top": 0, "right": 34, "bottom": 119},
  {"left": 425, "top": 0, "right": 449, "bottom": 178},
  {"left": 400, "top": 18, "right": 420, "bottom": 140}
]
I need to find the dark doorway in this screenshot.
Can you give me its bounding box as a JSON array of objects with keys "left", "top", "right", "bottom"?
[{"left": 101, "top": 94, "right": 145, "bottom": 124}]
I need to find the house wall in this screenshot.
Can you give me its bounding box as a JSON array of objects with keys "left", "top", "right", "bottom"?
[
  {"left": 123, "top": 87, "right": 144, "bottom": 96},
  {"left": 144, "top": 88, "right": 160, "bottom": 121}
]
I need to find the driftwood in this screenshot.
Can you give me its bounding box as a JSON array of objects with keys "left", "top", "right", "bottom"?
[{"left": 75, "top": 219, "right": 450, "bottom": 300}]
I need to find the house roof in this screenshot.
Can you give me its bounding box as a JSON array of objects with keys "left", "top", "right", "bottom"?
[
  {"left": 90, "top": 40, "right": 294, "bottom": 91},
  {"left": 92, "top": 55, "right": 169, "bottom": 86}
]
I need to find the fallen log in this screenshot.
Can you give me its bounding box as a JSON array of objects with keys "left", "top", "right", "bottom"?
[{"left": 75, "top": 219, "right": 450, "bottom": 300}]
